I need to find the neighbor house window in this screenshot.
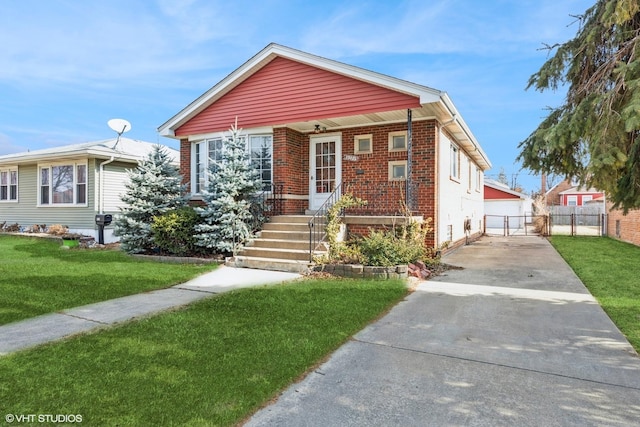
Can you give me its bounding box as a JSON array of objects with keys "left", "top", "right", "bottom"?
[
  {"left": 388, "top": 131, "right": 407, "bottom": 152},
  {"left": 194, "top": 134, "right": 272, "bottom": 194},
  {"left": 0, "top": 169, "right": 18, "bottom": 202},
  {"left": 354, "top": 134, "right": 373, "bottom": 154},
  {"left": 582, "top": 195, "right": 593, "bottom": 205},
  {"left": 476, "top": 168, "right": 481, "bottom": 191},
  {"left": 450, "top": 144, "right": 459, "bottom": 179},
  {"left": 567, "top": 195, "right": 578, "bottom": 206},
  {"left": 388, "top": 160, "right": 407, "bottom": 181},
  {"left": 38, "top": 162, "right": 88, "bottom": 206}
]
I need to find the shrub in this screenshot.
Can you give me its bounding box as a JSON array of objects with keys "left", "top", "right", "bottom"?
[
  {"left": 114, "top": 145, "right": 188, "bottom": 254},
  {"left": 47, "top": 224, "right": 68, "bottom": 236},
  {"left": 323, "top": 193, "right": 367, "bottom": 263},
  {"left": 151, "top": 207, "right": 203, "bottom": 256},
  {"left": 358, "top": 218, "right": 432, "bottom": 267}
]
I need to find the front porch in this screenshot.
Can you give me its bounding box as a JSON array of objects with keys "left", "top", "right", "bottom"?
[{"left": 230, "top": 212, "right": 426, "bottom": 273}]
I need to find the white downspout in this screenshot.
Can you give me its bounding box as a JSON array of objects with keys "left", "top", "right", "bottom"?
[{"left": 99, "top": 156, "right": 115, "bottom": 214}]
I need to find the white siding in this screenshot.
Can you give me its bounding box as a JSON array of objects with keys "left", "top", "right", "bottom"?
[
  {"left": 437, "top": 131, "right": 484, "bottom": 246},
  {"left": 485, "top": 200, "right": 525, "bottom": 228}
]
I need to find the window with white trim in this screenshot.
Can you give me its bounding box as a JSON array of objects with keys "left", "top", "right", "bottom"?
[
  {"left": 194, "top": 138, "right": 223, "bottom": 194},
  {"left": 476, "top": 167, "right": 481, "bottom": 191},
  {"left": 388, "top": 131, "right": 407, "bottom": 152},
  {"left": 450, "top": 144, "right": 459, "bottom": 180},
  {"left": 194, "top": 134, "right": 273, "bottom": 194},
  {"left": 582, "top": 195, "right": 593, "bottom": 205},
  {"left": 567, "top": 195, "right": 578, "bottom": 206},
  {"left": 249, "top": 135, "right": 273, "bottom": 191},
  {"left": 38, "top": 162, "right": 87, "bottom": 206},
  {"left": 388, "top": 160, "right": 407, "bottom": 181},
  {"left": 0, "top": 168, "right": 18, "bottom": 202},
  {"left": 354, "top": 134, "right": 373, "bottom": 154}
]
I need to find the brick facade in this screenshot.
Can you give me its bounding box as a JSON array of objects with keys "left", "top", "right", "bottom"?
[
  {"left": 272, "top": 120, "right": 438, "bottom": 246},
  {"left": 179, "top": 120, "right": 439, "bottom": 245},
  {"left": 607, "top": 203, "right": 640, "bottom": 246},
  {"left": 546, "top": 180, "right": 573, "bottom": 205}
]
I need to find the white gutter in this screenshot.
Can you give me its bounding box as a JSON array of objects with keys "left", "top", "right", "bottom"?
[{"left": 440, "top": 93, "right": 492, "bottom": 169}]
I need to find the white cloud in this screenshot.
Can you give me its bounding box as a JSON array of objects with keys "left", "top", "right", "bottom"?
[
  {"left": 300, "top": 0, "right": 592, "bottom": 59},
  {"left": 0, "top": 133, "right": 29, "bottom": 156},
  {"left": 0, "top": 0, "right": 241, "bottom": 87}
]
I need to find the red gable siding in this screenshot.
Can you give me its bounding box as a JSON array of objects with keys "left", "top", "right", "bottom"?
[
  {"left": 484, "top": 186, "right": 520, "bottom": 200},
  {"left": 176, "top": 57, "right": 421, "bottom": 136},
  {"left": 561, "top": 192, "right": 604, "bottom": 206}
]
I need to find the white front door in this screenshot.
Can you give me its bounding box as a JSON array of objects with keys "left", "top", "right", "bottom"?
[{"left": 309, "top": 134, "right": 342, "bottom": 211}]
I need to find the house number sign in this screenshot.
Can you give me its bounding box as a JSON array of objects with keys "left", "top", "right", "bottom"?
[{"left": 343, "top": 155, "right": 358, "bottom": 162}]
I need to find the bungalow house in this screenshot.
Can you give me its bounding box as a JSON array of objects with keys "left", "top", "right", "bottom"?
[
  {"left": 0, "top": 138, "right": 178, "bottom": 243},
  {"left": 545, "top": 179, "right": 604, "bottom": 206},
  {"left": 158, "top": 43, "right": 491, "bottom": 271},
  {"left": 557, "top": 186, "right": 604, "bottom": 207},
  {"left": 484, "top": 179, "right": 532, "bottom": 233}
]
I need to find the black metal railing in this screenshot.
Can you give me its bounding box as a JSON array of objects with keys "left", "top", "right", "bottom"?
[
  {"left": 250, "top": 183, "right": 283, "bottom": 233},
  {"left": 308, "top": 182, "right": 343, "bottom": 262}
]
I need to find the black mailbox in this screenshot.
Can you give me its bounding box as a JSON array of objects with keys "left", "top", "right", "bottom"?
[{"left": 95, "top": 214, "right": 112, "bottom": 226}]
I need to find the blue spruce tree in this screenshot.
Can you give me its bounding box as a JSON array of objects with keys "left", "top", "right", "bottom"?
[
  {"left": 195, "top": 122, "right": 262, "bottom": 255},
  {"left": 114, "top": 145, "right": 188, "bottom": 253}
]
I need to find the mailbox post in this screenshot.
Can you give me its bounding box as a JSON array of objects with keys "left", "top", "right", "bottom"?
[{"left": 95, "top": 214, "right": 113, "bottom": 244}]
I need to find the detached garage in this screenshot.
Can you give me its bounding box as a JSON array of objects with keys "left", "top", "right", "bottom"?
[{"left": 484, "top": 179, "right": 532, "bottom": 233}]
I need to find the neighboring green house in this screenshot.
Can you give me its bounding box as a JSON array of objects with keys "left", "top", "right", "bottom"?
[{"left": 0, "top": 138, "right": 178, "bottom": 243}]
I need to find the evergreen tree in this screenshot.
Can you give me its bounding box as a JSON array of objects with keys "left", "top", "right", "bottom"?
[
  {"left": 518, "top": 0, "right": 640, "bottom": 212},
  {"left": 195, "top": 122, "right": 262, "bottom": 255},
  {"left": 114, "top": 145, "right": 188, "bottom": 253},
  {"left": 497, "top": 167, "right": 509, "bottom": 186}
]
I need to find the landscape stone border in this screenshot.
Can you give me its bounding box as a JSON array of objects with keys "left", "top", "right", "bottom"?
[{"left": 313, "top": 264, "right": 408, "bottom": 280}]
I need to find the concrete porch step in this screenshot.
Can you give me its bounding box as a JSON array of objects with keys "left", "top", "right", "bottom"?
[
  {"left": 230, "top": 214, "right": 328, "bottom": 273},
  {"left": 249, "top": 238, "right": 327, "bottom": 251},
  {"left": 261, "top": 222, "right": 312, "bottom": 232},
  {"left": 268, "top": 215, "right": 315, "bottom": 224},
  {"left": 239, "top": 246, "right": 321, "bottom": 261},
  {"left": 227, "top": 256, "right": 313, "bottom": 274},
  {"left": 258, "top": 229, "right": 317, "bottom": 241}
]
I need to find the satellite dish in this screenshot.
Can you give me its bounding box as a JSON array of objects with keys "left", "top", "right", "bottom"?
[{"left": 107, "top": 118, "right": 131, "bottom": 135}]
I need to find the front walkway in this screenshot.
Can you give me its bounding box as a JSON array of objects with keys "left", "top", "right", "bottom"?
[
  {"left": 246, "top": 236, "right": 640, "bottom": 426},
  {"left": 0, "top": 266, "right": 300, "bottom": 355}
]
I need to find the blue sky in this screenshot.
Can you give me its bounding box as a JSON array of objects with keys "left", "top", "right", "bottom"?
[{"left": 0, "top": 0, "right": 593, "bottom": 194}]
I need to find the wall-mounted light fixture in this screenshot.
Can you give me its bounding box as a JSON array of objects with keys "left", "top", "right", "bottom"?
[{"left": 314, "top": 124, "right": 327, "bottom": 134}]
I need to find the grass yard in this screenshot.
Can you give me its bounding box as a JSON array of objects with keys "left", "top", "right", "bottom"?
[
  {"left": 0, "top": 278, "right": 408, "bottom": 426},
  {"left": 0, "top": 235, "right": 217, "bottom": 325},
  {"left": 550, "top": 235, "right": 640, "bottom": 352}
]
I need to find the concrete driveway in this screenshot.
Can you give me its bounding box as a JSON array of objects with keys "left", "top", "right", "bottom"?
[{"left": 246, "top": 236, "right": 640, "bottom": 426}]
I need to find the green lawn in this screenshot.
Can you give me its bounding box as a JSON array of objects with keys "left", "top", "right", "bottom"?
[
  {"left": 550, "top": 235, "right": 640, "bottom": 352},
  {"left": 0, "top": 278, "right": 408, "bottom": 426},
  {"left": 0, "top": 235, "right": 217, "bottom": 325}
]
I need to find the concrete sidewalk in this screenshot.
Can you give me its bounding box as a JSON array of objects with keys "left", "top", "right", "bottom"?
[
  {"left": 247, "top": 236, "right": 640, "bottom": 426},
  {"left": 0, "top": 266, "right": 300, "bottom": 355}
]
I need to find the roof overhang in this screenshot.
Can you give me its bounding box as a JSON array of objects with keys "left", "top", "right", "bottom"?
[
  {"left": 0, "top": 138, "right": 178, "bottom": 166},
  {"left": 484, "top": 180, "right": 528, "bottom": 199}
]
